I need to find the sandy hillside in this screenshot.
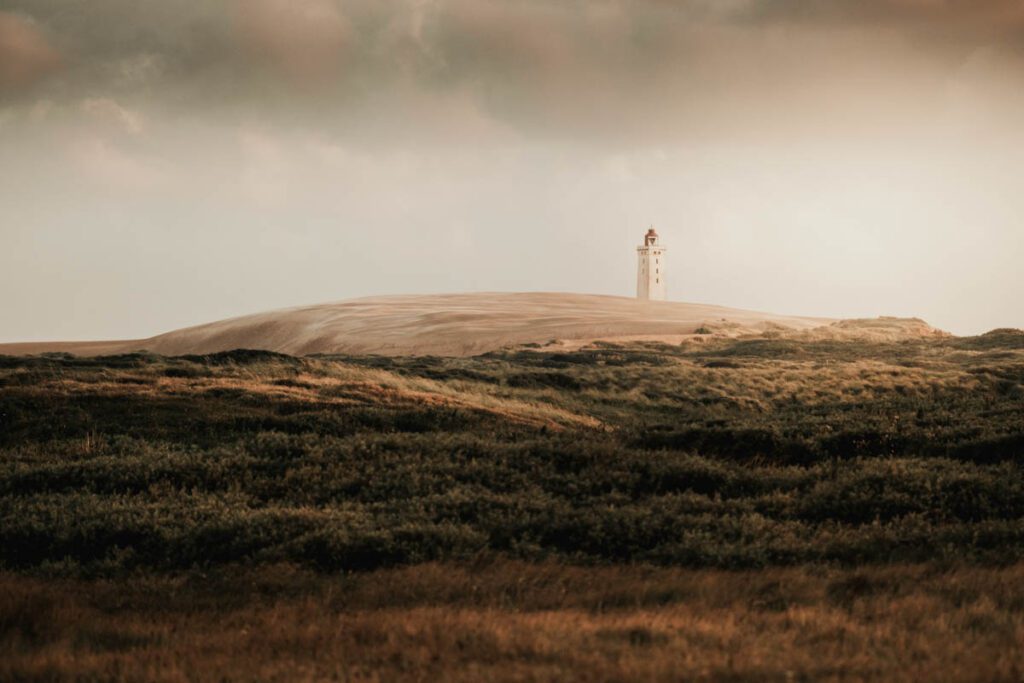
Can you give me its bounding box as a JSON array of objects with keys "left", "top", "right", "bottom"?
[{"left": 0, "top": 292, "right": 946, "bottom": 358}]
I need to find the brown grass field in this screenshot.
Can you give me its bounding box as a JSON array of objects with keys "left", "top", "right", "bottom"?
[{"left": 3, "top": 561, "right": 1024, "bottom": 682}]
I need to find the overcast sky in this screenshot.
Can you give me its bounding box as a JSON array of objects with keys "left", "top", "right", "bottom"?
[{"left": 1, "top": 0, "right": 1022, "bottom": 340}]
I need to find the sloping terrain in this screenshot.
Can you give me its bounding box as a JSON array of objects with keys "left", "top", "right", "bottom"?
[{"left": 0, "top": 292, "right": 946, "bottom": 357}]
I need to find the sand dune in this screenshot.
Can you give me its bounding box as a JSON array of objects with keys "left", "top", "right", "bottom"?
[{"left": 0, "top": 292, "right": 946, "bottom": 358}]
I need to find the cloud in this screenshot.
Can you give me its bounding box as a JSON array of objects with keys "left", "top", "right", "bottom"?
[
  {"left": 235, "top": 0, "right": 353, "bottom": 84},
  {"left": 0, "top": 12, "right": 59, "bottom": 91},
  {"left": 2, "top": 0, "right": 1023, "bottom": 146},
  {"left": 81, "top": 97, "right": 144, "bottom": 135}
]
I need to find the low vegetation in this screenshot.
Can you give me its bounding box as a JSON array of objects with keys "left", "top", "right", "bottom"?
[
  {"left": 2, "top": 332, "right": 1022, "bottom": 573},
  {"left": 1, "top": 331, "right": 1022, "bottom": 679}
]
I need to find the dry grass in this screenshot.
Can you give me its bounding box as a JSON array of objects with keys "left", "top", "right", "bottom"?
[
  {"left": 7, "top": 358, "right": 602, "bottom": 432},
  {"left": 305, "top": 360, "right": 603, "bottom": 429},
  {"left": 655, "top": 358, "right": 980, "bottom": 407},
  {"left": 3, "top": 562, "right": 1023, "bottom": 682}
]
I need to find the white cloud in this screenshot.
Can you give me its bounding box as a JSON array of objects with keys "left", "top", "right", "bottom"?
[{"left": 81, "top": 97, "right": 144, "bottom": 135}]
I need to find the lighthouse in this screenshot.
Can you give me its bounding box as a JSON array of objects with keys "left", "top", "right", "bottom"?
[{"left": 636, "top": 227, "right": 666, "bottom": 301}]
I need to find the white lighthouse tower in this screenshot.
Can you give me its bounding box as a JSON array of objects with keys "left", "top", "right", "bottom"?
[{"left": 636, "top": 227, "right": 666, "bottom": 300}]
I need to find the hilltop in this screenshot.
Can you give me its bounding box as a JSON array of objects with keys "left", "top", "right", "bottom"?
[{"left": 0, "top": 292, "right": 946, "bottom": 357}]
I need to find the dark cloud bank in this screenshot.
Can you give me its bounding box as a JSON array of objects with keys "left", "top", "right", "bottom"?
[{"left": 4, "top": 0, "right": 1024, "bottom": 143}]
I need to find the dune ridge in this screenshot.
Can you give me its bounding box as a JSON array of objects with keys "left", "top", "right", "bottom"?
[{"left": 0, "top": 292, "right": 946, "bottom": 357}]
